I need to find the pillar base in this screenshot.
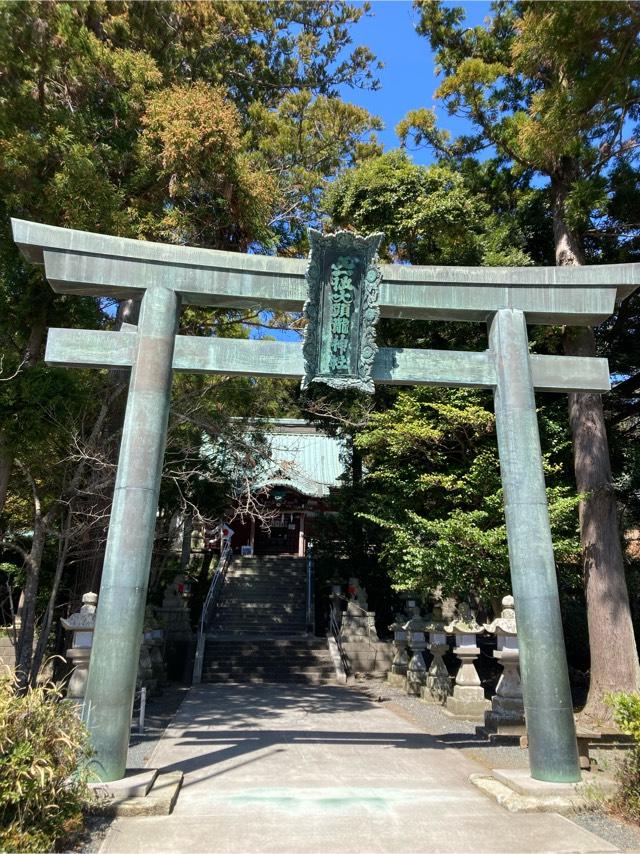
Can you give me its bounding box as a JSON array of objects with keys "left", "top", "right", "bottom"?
[
  {"left": 90, "top": 769, "right": 183, "bottom": 817},
  {"left": 470, "top": 768, "right": 617, "bottom": 814},
  {"left": 387, "top": 671, "right": 407, "bottom": 689},
  {"left": 445, "top": 685, "right": 490, "bottom": 719}
]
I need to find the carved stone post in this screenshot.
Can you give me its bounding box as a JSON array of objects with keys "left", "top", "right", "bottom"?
[
  {"left": 61, "top": 592, "right": 98, "bottom": 703},
  {"left": 445, "top": 604, "right": 489, "bottom": 719},
  {"left": 387, "top": 616, "right": 409, "bottom": 688},
  {"left": 423, "top": 605, "right": 450, "bottom": 704},
  {"left": 404, "top": 613, "right": 427, "bottom": 696},
  {"left": 148, "top": 628, "right": 167, "bottom": 687},
  {"left": 483, "top": 595, "right": 525, "bottom": 737}
]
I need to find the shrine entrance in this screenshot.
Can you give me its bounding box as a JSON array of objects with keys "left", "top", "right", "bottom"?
[
  {"left": 254, "top": 511, "right": 301, "bottom": 556},
  {"left": 12, "top": 217, "right": 639, "bottom": 786}
]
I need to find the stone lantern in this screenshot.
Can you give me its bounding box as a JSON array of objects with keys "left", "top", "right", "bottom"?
[
  {"left": 423, "top": 604, "right": 450, "bottom": 704},
  {"left": 403, "top": 612, "right": 428, "bottom": 696},
  {"left": 61, "top": 592, "right": 98, "bottom": 703},
  {"left": 387, "top": 614, "right": 409, "bottom": 688},
  {"left": 483, "top": 594, "right": 525, "bottom": 737},
  {"left": 444, "top": 602, "right": 489, "bottom": 719}
]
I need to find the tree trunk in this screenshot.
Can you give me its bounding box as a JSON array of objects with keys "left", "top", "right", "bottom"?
[
  {"left": 29, "top": 519, "right": 70, "bottom": 685},
  {"left": 0, "top": 439, "right": 12, "bottom": 518},
  {"left": 180, "top": 511, "right": 193, "bottom": 570},
  {"left": 15, "top": 521, "right": 46, "bottom": 689},
  {"left": 553, "top": 166, "right": 640, "bottom": 723},
  {"left": 564, "top": 326, "right": 640, "bottom": 722}
]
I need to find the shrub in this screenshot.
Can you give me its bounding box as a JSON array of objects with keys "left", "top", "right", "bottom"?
[
  {"left": 0, "top": 669, "right": 92, "bottom": 852},
  {"left": 606, "top": 691, "right": 640, "bottom": 822}
]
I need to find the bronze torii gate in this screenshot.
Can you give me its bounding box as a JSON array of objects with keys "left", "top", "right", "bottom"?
[{"left": 12, "top": 217, "right": 640, "bottom": 785}]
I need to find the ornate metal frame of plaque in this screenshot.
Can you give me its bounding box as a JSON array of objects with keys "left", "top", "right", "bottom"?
[{"left": 301, "top": 229, "right": 384, "bottom": 394}]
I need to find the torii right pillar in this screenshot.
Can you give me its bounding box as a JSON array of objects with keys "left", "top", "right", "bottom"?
[{"left": 490, "top": 308, "right": 580, "bottom": 782}]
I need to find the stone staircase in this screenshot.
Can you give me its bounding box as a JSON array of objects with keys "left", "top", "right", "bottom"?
[{"left": 202, "top": 556, "right": 335, "bottom": 685}]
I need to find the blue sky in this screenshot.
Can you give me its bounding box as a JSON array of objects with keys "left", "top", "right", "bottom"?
[
  {"left": 253, "top": 1, "right": 493, "bottom": 340},
  {"left": 339, "top": 1, "right": 493, "bottom": 162}
]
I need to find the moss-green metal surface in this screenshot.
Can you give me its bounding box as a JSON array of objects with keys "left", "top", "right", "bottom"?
[
  {"left": 11, "top": 218, "right": 634, "bottom": 785},
  {"left": 490, "top": 309, "right": 580, "bottom": 782}
]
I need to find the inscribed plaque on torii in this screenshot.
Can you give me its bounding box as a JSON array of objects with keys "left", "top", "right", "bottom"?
[{"left": 301, "top": 229, "right": 383, "bottom": 393}]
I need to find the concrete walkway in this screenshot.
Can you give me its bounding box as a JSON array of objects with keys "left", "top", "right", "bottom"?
[{"left": 101, "top": 684, "right": 617, "bottom": 854}]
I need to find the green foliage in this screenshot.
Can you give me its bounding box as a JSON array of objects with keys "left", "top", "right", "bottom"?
[
  {"left": 325, "top": 149, "right": 534, "bottom": 267},
  {"left": 0, "top": 2, "right": 382, "bottom": 680},
  {"left": 353, "top": 387, "right": 580, "bottom": 600},
  {"left": 0, "top": 670, "right": 91, "bottom": 852},
  {"left": 605, "top": 692, "right": 640, "bottom": 821},
  {"left": 607, "top": 692, "right": 640, "bottom": 743},
  {"left": 321, "top": 143, "right": 582, "bottom": 606}
]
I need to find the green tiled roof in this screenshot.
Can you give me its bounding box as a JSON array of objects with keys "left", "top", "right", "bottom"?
[{"left": 253, "top": 419, "right": 345, "bottom": 498}]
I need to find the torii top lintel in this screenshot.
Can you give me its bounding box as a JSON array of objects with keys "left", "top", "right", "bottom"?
[{"left": 12, "top": 218, "right": 639, "bottom": 326}]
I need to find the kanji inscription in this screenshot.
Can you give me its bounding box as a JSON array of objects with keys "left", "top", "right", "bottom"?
[{"left": 301, "top": 229, "right": 383, "bottom": 393}]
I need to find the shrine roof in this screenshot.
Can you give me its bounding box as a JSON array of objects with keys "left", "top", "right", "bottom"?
[{"left": 251, "top": 420, "right": 345, "bottom": 499}]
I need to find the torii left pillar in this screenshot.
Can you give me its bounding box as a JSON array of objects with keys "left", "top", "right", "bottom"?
[{"left": 83, "top": 285, "right": 179, "bottom": 781}]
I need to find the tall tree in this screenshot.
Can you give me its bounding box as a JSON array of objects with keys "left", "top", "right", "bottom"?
[
  {"left": 0, "top": 0, "right": 381, "bottom": 681},
  {"left": 399, "top": 0, "right": 640, "bottom": 720},
  {"left": 324, "top": 151, "right": 581, "bottom": 611}
]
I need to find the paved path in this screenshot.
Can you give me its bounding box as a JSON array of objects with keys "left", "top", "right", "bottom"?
[{"left": 102, "top": 684, "right": 617, "bottom": 854}]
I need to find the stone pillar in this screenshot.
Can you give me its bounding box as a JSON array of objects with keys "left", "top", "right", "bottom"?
[
  {"left": 83, "top": 285, "right": 180, "bottom": 782},
  {"left": 61, "top": 592, "right": 98, "bottom": 703},
  {"left": 404, "top": 614, "right": 427, "bottom": 696},
  {"left": 483, "top": 595, "right": 525, "bottom": 737},
  {"left": 387, "top": 616, "right": 408, "bottom": 688},
  {"left": 489, "top": 309, "right": 580, "bottom": 782},
  {"left": 423, "top": 605, "right": 450, "bottom": 704},
  {"left": 137, "top": 632, "right": 156, "bottom": 694},
  {"left": 147, "top": 628, "right": 166, "bottom": 688},
  {"left": 390, "top": 617, "right": 408, "bottom": 675},
  {"left": 444, "top": 604, "right": 488, "bottom": 719}
]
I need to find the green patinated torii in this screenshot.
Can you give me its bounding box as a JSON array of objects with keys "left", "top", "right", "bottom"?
[{"left": 11, "top": 218, "right": 640, "bottom": 786}]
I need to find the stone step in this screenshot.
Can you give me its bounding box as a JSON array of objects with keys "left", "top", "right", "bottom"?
[
  {"left": 225, "top": 569, "right": 307, "bottom": 586},
  {"left": 215, "top": 621, "right": 306, "bottom": 637},
  {"left": 229, "top": 560, "right": 305, "bottom": 565},
  {"left": 204, "top": 653, "right": 332, "bottom": 664},
  {"left": 213, "top": 617, "right": 307, "bottom": 624},
  {"left": 214, "top": 630, "right": 308, "bottom": 637},
  {"left": 218, "top": 600, "right": 304, "bottom": 608},
  {"left": 204, "top": 639, "right": 327, "bottom": 648},
  {"left": 215, "top": 615, "right": 306, "bottom": 621},
  {"left": 213, "top": 628, "right": 308, "bottom": 636},
  {"left": 223, "top": 583, "right": 305, "bottom": 591},
  {"left": 201, "top": 675, "right": 334, "bottom": 685},
  {"left": 202, "top": 661, "right": 333, "bottom": 670},
  {"left": 219, "top": 592, "right": 306, "bottom": 608}
]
